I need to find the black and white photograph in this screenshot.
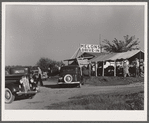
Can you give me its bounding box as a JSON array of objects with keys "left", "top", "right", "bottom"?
[{"left": 2, "top": 2, "right": 148, "bottom": 121}]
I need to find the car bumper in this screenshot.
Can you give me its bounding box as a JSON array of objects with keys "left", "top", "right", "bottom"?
[
  {"left": 16, "top": 90, "right": 37, "bottom": 95},
  {"left": 57, "top": 81, "right": 80, "bottom": 84}
]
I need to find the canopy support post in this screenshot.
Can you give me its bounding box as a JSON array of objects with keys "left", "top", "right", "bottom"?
[
  {"left": 80, "top": 66, "right": 82, "bottom": 76},
  {"left": 102, "top": 61, "right": 104, "bottom": 76},
  {"left": 139, "top": 51, "right": 141, "bottom": 63},
  {"left": 95, "top": 61, "right": 98, "bottom": 76},
  {"left": 114, "top": 60, "right": 116, "bottom": 76},
  {"left": 89, "top": 62, "right": 91, "bottom": 77}
]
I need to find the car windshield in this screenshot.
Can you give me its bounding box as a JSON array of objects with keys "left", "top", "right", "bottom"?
[
  {"left": 61, "top": 67, "right": 75, "bottom": 72},
  {"left": 10, "top": 69, "right": 26, "bottom": 74},
  {"left": 32, "top": 67, "right": 38, "bottom": 70},
  {"left": 33, "top": 70, "right": 38, "bottom": 74}
]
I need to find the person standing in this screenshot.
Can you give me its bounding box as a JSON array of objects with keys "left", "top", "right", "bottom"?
[
  {"left": 92, "top": 64, "right": 96, "bottom": 76},
  {"left": 135, "top": 58, "right": 140, "bottom": 77},
  {"left": 37, "top": 67, "right": 43, "bottom": 86},
  {"left": 123, "top": 59, "right": 130, "bottom": 77},
  {"left": 139, "top": 59, "right": 144, "bottom": 77},
  {"left": 48, "top": 65, "right": 51, "bottom": 78},
  {"left": 88, "top": 62, "right": 92, "bottom": 77}
]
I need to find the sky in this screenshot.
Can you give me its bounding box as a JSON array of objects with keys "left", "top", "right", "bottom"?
[{"left": 5, "top": 3, "right": 145, "bottom": 66}]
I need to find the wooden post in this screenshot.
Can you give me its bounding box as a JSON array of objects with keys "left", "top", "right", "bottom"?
[
  {"left": 102, "top": 61, "right": 104, "bottom": 76},
  {"left": 95, "top": 61, "right": 98, "bottom": 76},
  {"left": 122, "top": 60, "right": 124, "bottom": 77},
  {"left": 139, "top": 51, "right": 141, "bottom": 76},
  {"left": 80, "top": 66, "right": 82, "bottom": 76},
  {"left": 139, "top": 51, "right": 141, "bottom": 64},
  {"left": 114, "top": 60, "right": 116, "bottom": 76},
  {"left": 89, "top": 62, "right": 91, "bottom": 77}
]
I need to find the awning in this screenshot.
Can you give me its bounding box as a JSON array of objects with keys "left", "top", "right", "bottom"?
[
  {"left": 109, "top": 50, "right": 143, "bottom": 61},
  {"left": 90, "top": 50, "right": 144, "bottom": 62},
  {"left": 64, "top": 58, "right": 76, "bottom": 61},
  {"left": 90, "top": 53, "right": 116, "bottom": 62}
]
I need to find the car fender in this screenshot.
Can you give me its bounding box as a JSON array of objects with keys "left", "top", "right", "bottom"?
[{"left": 5, "top": 83, "right": 19, "bottom": 95}]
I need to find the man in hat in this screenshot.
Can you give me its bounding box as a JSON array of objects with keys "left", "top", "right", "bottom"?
[
  {"left": 135, "top": 58, "right": 140, "bottom": 77},
  {"left": 47, "top": 65, "right": 51, "bottom": 78},
  {"left": 37, "top": 66, "right": 43, "bottom": 86},
  {"left": 123, "top": 59, "right": 130, "bottom": 77}
]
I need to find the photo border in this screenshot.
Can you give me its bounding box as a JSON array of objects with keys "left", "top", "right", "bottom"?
[{"left": 1, "top": 1, "right": 148, "bottom": 122}]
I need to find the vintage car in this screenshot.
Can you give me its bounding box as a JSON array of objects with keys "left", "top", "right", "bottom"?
[
  {"left": 58, "top": 65, "right": 84, "bottom": 87},
  {"left": 31, "top": 66, "right": 39, "bottom": 78},
  {"left": 31, "top": 66, "right": 48, "bottom": 80},
  {"left": 42, "top": 72, "right": 48, "bottom": 80},
  {"left": 5, "top": 67, "right": 38, "bottom": 104}
]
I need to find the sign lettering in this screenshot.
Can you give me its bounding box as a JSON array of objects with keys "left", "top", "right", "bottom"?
[{"left": 80, "top": 44, "right": 101, "bottom": 53}]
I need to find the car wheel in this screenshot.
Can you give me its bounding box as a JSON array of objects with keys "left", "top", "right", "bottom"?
[
  {"left": 77, "top": 83, "right": 81, "bottom": 88},
  {"left": 5, "top": 88, "right": 15, "bottom": 104},
  {"left": 28, "top": 94, "right": 36, "bottom": 99},
  {"left": 81, "top": 81, "right": 84, "bottom": 85},
  {"left": 64, "top": 74, "right": 73, "bottom": 83}
]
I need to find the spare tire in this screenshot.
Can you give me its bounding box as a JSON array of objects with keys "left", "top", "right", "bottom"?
[
  {"left": 5, "top": 88, "right": 15, "bottom": 104},
  {"left": 64, "top": 74, "right": 73, "bottom": 83}
]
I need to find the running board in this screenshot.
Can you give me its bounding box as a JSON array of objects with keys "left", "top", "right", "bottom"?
[
  {"left": 58, "top": 82, "right": 80, "bottom": 84},
  {"left": 17, "top": 91, "right": 37, "bottom": 95}
]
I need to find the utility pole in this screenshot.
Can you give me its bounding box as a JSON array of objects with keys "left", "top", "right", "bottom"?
[{"left": 99, "top": 34, "right": 102, "bottom": 53}]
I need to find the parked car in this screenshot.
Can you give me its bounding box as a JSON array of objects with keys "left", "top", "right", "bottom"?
[
  {"left": 31, "top": 66, "right": 48, "bottom": 80},
  {"left": 31, "top": 69, "right": 39, "bottom": 78},
  {"left": 58, "top": 65, "right": 84, "bottom": 87},
  {"left": 104, "top": 66, "right": 114, "bottom": 76},
  {"left": 5, "top": 67, "right": 38, "bottom": 104},
  {"left": 42, "top": 72, "right": 48, "bottom": 80}
]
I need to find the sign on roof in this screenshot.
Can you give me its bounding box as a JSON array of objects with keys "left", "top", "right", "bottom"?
[{"left": 80, "top": 44, "right": 101, "bottom": 53}]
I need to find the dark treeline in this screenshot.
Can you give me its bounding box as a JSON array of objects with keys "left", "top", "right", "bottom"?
[{"left": 5, "top": 57, "right": 64, "bottom": 72}]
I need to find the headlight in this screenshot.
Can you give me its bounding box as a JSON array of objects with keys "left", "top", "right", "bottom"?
[
  {"left": 59, "top": 77, "right": 63, "bottom": 80},
  {"left": 20, "top": 79, "right": 23, "bottom": 84},
  {"left": 20, "top": 76, "right": 29, "bottom": 84},
  {"left": 30, "top": 78, "right": 34, "bottom": 83},
  {"left": 20, "top": 76, "right": 25, "bottom": 84}
]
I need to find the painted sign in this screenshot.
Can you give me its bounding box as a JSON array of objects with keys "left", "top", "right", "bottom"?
[{"left": 80, "top": 44, "right": 101, "bottom": 53}]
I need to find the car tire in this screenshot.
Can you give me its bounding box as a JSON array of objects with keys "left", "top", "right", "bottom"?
[
  {"left": 77, "top": 83, "right": 81, "bottom": 88},
  {"left": 64, "top": 74, "right": 73, "bottom": 83},
  {"left": 81, "top": 81, "right": 84, "bottom": 85},
  {"left": 28, "top": 94, "right": 36, "bottom": 99},
  {"left": 5, "top": 88, "right": 15, "bottom": 104}
]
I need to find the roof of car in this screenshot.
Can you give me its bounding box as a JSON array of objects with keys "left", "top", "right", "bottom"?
[
  {"left": 10, "top": 67, "right": 30, "bottom": 69},
  {"left": 62, "top": 65, "right": 79, "bottom": 68}
]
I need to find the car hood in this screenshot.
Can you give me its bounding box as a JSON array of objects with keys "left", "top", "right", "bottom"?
[{"left": 5, "top": 74, "right": 29, "bottom": 81}]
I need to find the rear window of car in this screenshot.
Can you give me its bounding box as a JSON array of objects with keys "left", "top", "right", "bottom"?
[
  {"left": 10, "top": 68, "right": 29, "bottom": 74},
  {"left": 11, "top": 69, "right": 25, "bottom": 74},
  {"left": 61, "top": 68, "right": 75, "bottom": 72}
]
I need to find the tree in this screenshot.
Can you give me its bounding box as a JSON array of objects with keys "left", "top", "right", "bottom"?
[
  {"left": 102, "top": 35, "right": 140, "bottom": 53},
  {"left": 36, "top": 58, "right": 49, "bottom": 71},
  {"left": 36, "top": 57, "right": 64, "bottom": 71}
]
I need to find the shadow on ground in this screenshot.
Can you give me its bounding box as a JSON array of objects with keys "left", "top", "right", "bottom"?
[
  {"left": 43, "top": 84, "right": 80, "bottom": 89},
  {"left": 14, "top": 94, "right": 36, "bottom": 102}
]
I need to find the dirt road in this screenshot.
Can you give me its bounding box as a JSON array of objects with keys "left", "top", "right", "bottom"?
[{"left": 5, "top": 79, "right": 144, "bottom": 110}]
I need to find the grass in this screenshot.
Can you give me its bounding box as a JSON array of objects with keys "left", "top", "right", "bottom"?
[
  {"left": 45, "top": 76, "right": 144, "bottom": 110},
  {"left": 82, "top": 76, "right": 144, "bottom": 86},
  {"left": 45, "top": 91, "right": 144, "bottom": 110},
  {"left": 47, "top": 76, "right": 144, "bottom": 86}
]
